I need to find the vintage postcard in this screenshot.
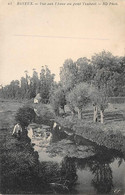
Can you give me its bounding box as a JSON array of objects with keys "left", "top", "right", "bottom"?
[{"left": 0, "top": 0, "right": 125, "bottom": 194}]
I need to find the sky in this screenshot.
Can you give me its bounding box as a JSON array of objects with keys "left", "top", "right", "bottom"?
[{"left": 0, "top": 0, "right": 125, "bottom": 86}]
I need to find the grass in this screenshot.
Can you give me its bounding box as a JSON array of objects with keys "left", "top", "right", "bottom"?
[
  {"left": 0, "top": 99, "right": 24, "bottom": 129},
  {"left": 0, "top": 127, "right": 40, "bottom": 193},
  {"left": 0, "top": 99, "right": 41, "bottom": 194},
  {"left": 55, "top": 103, "right": 125, "bottom": 152},
  {"left": 56, "top": 103, "right": 125, "bottom": 134}
]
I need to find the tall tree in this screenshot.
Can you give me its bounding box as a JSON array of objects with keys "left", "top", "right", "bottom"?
[
  {"left": 20, "top": 77, "right": 27, "bottom": 99},
  {"left": 30, "top": 69, "right": 39, "bottom": 98},
  {"left": 39, "top": 66, "right": 55, "bottom": 103},
  {"left": 60, "top": 59, "right": 78, "bottom": 91}
]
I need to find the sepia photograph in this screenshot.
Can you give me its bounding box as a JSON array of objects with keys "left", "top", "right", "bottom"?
[{"left": 0, "top": 0, "right": 125, "bottom": 194}]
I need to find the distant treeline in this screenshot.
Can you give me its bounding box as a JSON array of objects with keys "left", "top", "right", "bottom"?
[
  {"left": 0, "top": 66, "right": 55, "bottom": 103},
  {"left": 0, "top": 51, "right": 125, "bottom": 104}
]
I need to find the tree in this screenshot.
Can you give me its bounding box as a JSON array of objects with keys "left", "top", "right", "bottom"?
[
  {"left": 60, "top": 59, "right": 78, "bottom": 91},
  {"left": 24, "top": 70, "right": 29, "bottom": 90},
  {"left": 76, "top": 57, "right": 94, "bottom": 84},
  {"left": 66, "top": 83, "right": 91, "bottom": 119},
  {"left": 0, "top": 85, "right": 4, "bottom": 98},
  {"left": 40, "top": 66, "right": 55, "bottom": 103},
  {"left": 92, "top": 51, "right": 123, "bottom": 96},
  {"left": 20, "top": 77, "right": 28, "bottom": 99},
  {"left": 6, "top": 80, "right": 20, "bottom": 99},
  {"left": 114, "top": 56, "right": 125, "bottom": 96},
  {"left": 30, "top": 69, "right": 39, "bottom": 98},
  {"left": 50, "top": 86, "right": 66, "bottom": 116},
  {"left": 45, "top": 66, "right": 55, "bottom": 102},
  {"left": 90, "top": 86, "right": 108, "bottom": 124}
]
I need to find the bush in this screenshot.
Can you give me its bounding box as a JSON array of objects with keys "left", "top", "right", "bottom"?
[
  {"left": 35, "top": 104, "right": 55, "bottom": 126},
  {"left": 15, "top": 106, "right": 36, "bottom": 128}
]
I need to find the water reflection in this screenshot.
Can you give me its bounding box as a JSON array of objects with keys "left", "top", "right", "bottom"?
[
  {"left": 89, "top": 150, "right": 114, "bottom": 194},
  {"left": 60, "top": 157, "right": 78, "bottom": 192},
  {"left": 31, "top": 125, "right": 125, "bottom": 194},
  {"left": 75, "top": 148, "right": 125, "bottom": 194},
  {"left": 91, "top": 163, "right": 113, "bottom": 193}
]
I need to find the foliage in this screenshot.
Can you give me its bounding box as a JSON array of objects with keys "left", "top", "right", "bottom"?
[
  {"left": 15, "top": 106, "right": 36, "bottom": 128},
  {"left": 60, "top": 59, "right": 78, "bottom": 91},
  {"left": 73, "top": 123, "right": 124, "bottom": 151},
  {"left": 39, "top": 158, "right": 78, "bottom": 193},
  {"left": 50, "top": 86, "right": 66, "bottom": 115},
  {"left": 53, "top": 115, "right": 125, "bottom": 151},
  {"left": 0, "top": 51, "right": 125, "bottom": 102},
  {"left": 66, "top": 83, "right": 91, "bottom": 118},
  {"left": 39, "top": 66, "right": 55, "bottom": 103},
  {"left": 0, "top": 128, "right": 40, "bottom": 194},
  {"left": 0, "top": 66, "right": 55, "bottom": 103},
  {"left": 90, "top": 86, "right": 108, "bottom": 111},
  {"left": 76, "top": 57, "right": 94, "bottom": 84},
  {"left": 92, "top": 51, "right": 125, "bottom": 96},
  {"left": 33, "top": 103, "right": 55, "bottom": 126},
  {"left": 29, "top": 69, "right": 39, "bottom": 98}
]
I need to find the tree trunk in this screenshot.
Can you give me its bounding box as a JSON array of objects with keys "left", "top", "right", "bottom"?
[
  {"left": 62, "top": 106, "right": 65, "bottom": 114},
  {"left": 100, "top": 110, "right": 104, "bottom": 124},
  {"left": 78, "top": 109, "right": 82, "bottom": 119},
  {"left": 93, "top": 106, "right": 98, "bottom": 122}
]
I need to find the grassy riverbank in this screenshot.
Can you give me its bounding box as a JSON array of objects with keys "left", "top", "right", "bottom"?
[
  {"left": 0, "top": 99, "right": 43, "bottom": 194},
  {"left": 0, "top": 128, "right": 40, "bottom": 194},
  {"left": 54, "top": 103, "right": 125, "bottom": 152},
  {"left": 55, "top": 116, "right": 125, "bottom": 152}
]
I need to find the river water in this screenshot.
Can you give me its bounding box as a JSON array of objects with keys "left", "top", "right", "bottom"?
[{"left": 30, "top": 124, "right": 125, "bottom": 194}]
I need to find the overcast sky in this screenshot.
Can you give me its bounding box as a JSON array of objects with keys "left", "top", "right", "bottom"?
[{"left": 0, "top": 0, "right": 125, "bottom": 86}]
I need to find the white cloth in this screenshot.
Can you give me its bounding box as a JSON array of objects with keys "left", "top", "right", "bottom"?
[
  {"left": 34, "top": 98, "right": 38, "bottom": 104},
  {"left": 53, "top": 122, "right": 57, "bottom": 128},
  {"left": 27, "top": 127, "right": 33, "bottom": 139},
  {"left": 12, "top": 124, "right": 22, "bottom": 135}
]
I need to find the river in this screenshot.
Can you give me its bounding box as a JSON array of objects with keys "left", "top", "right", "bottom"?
[{"left": 30, "top": 124, "right": 125, "bottom": 194}]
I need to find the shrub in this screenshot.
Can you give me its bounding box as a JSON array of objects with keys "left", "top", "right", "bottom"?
[
  {"left": 15, "top": 106, "right": 36, "bottom": 128},
  {"left": 35, "top": 104, "right": 54, "bottom": 126}
]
